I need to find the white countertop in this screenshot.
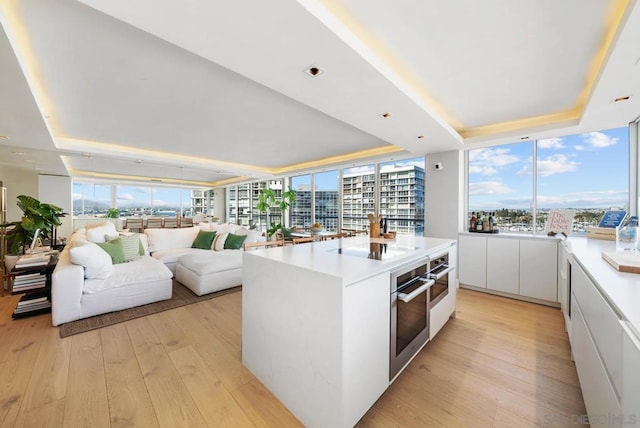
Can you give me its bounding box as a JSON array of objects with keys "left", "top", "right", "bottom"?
[
  {"left": 244, "top": 235, "right": 456, "bottom": 285},
  {"left": 565, "top": 237, "right": 640, "bottom": 338},
  {"left": 459, "top": 231, "right": 562, "bottom": 241}
]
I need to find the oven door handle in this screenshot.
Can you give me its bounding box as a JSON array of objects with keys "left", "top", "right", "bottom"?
[
  {"left": 428, "top": 265, "right": 454, "bottom": 281},
  {"left": 397, "top": 278, "right": 435, "bottom": 303}
]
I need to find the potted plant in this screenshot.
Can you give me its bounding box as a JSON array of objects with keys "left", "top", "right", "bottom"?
[
  {"left": 256, "top": 187, "right": 296, "bottom": 239},
  {"left": 106, "top": 208, "right": 119, "bottom": 218},
  {"left": 1, "top": 195, "right": 66, "bottom": 254}
]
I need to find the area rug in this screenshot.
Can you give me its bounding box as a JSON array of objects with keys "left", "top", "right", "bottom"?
[{"left": 58, "top": 282, "right": 241, "bottom": 338}]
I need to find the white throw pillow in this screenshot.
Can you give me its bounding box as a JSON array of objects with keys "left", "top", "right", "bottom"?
[
  {"left": 85, "top": 222, "right": 118, "bottom": 243},
  {"left": 213, "top": 232, "right": 229, "bottom": 251},
  {"left": 199, "top": 222, "right": 211, "bottom": 231},
  {"left": 211, "top": 223, "right": 237, "bottom": 235},
  {"left": 145, "top": 226, "right": 200, "bottom": 253},
  {"left": 68, "top": 239, "right": 113, "bottom": 279},
  {"left": 234, "top": 227, "right": 265, "bottom": 244}
]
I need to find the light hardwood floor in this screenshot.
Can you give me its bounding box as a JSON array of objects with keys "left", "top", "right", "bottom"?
[{"left": 0, "top": 288, "right": 585, "bottom": 427}]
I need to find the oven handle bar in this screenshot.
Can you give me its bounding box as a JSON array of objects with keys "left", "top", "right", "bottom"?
[
  {"left": 428, "top": 265, "right": 454, "bottom": 281},
  {"left": 397, "top": 278, "right": 435, "bottom": 303}
]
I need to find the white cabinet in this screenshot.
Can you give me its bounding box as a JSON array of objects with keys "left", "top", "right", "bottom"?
[
  {"left": 519, "top": 239, "right": 558, "bottom": 302},
  {"left": 486, "top": 238, "right": 519, "bottom": 294},
  {"left": 458, "top": 234, "right": 486, "bottom": 288},
  {"left": 571, "top": 296, "right": 622, "bottom": 428},
  {"left": 622, "top": 322, "right": 640, "bottom": 423}
]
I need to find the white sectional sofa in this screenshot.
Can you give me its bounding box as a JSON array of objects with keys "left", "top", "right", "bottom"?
[{"left": 51, "top": 221, "right": 264, "bottom": 326}]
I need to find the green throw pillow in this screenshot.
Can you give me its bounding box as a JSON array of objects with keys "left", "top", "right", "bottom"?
[
  {"left": 107, "top": 233, "right": 142, "bottom": 261},
  {"left": 192, "top": 230, "right": 217, "bottom": 249},
  {"left": 97, "top": 238, "right": 126, "bottom": 264},
  {"left": 223, "top": 232, "right": 246, "bottom": 250}
]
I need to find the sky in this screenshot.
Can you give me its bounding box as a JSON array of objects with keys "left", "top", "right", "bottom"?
[{"left": 468, "top": 126, "right": 629, "bottom": 211}]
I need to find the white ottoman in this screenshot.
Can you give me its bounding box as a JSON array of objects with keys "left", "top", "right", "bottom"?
[{"left": 175, "top": 250, "right": 243, "bottom": 296}]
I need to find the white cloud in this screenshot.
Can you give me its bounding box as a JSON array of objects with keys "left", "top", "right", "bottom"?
[
  {"left": 469, "top": 165, "right": 498, "bottom": 176},
  {"left": 581, "top": 131, "right": 618, "bottom": 149},
  {"left": 537, "top": 154, "right": 579, "bottom": 177},
  {"left": 469, "top": 181, "right": 514, "bottom": 196},
  {"left": 117, "top": 193, "right": 134, "bottom": 201},
  {"left": 574, "top": 145, "right": 584, "bottom": 151},
  {"left": 538, "top": 137, "right": 565, "bottom": 149}
]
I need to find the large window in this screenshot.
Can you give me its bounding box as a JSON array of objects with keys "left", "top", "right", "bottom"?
[
  {"left": 467, "top": 127, "right": 629, "bottom": 233},
  {"left": 73, "top": 182, "right": 210, "bottom": 218},
  {"left": 314, "top": 170, "right": 339, "bottom": 232},
  {"left": 226, "top": 180, "right": 283, "bottom": 230},
  {"left": 379, "top": 158, "right": 425, "bottom": 235},
  {"left": 291, "top": 175, "right": 312, "bottom": 228},
  {"left": 342, "top": 164, "right": 375, "bottom": 231}
]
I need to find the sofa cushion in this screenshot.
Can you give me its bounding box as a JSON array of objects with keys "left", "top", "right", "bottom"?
[
  {"left": 86, "top": 222, "right": 118, "bottom": 243},
  {"left": 224, "top": 232, "right": 247, "bottom": 250},
  {"left": 96, "top": 238, "right": 126, "bottom": 264},
  {"left": 213, "top": 232, "right": 228, "bottom": 251},
  {"left": 83, "top": 256, "right": 173, "bottom": 294},
  {"left": 151, "top": 248, "right": 205, "bottom": 266},
  {"left": 233, "top": 227, "right": 264, "bottom": 244},
  {"left": 68, "top": 239, "right": 113, "bottom": 279},
  {"left": 192, "top": 230, "right": 216, "bottom": 249},
  {"left": 179, "top": 250, "right": 243, "bottom": 275},
  {"left": 145, "top": 226, "right": 200, "bottom": 253}
]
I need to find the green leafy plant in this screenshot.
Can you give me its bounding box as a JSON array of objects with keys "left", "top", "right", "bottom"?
[
  {"left": 256, "top": 188, "right": 296, "bottom": 238},
  {"left": 106, "top": 208, "right": 120, "bottom": 218},
  {"left": 1, "top": 195, "right": 66, "bottom": 254}
]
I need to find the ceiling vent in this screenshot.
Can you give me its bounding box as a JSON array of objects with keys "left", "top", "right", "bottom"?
[{"left": 304, "top": 65, "right": 324, "bottom": 78}]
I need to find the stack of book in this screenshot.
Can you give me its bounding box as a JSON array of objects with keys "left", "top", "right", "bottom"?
[
  {"left": 14, "top": 253, "right": 51, "bottom": 269},
  {"left": 13, "top": 291, "right": 51, "bottom": 317},
  {"left": 12, "top": 272, "right": 47, "bottom": 292}
]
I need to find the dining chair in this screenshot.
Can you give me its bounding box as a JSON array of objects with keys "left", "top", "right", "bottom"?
[
  {"left": 125, "top": 218, "right": 144, "bottom": 233},
  {"left": 325, "top": 233, "right": 347, "bottom": 240},
  {"left": 243, "top": 240, "right": 285, "bottom": 251},
  {"left": 292, "top": 236, "right": 322, "bottom": 245},
  {"left": 145, "top": 217, "right": 163, "bottom": 229},
  {"left": 180, "top": 217, "right": 194, "bottom": 228},
  {"left": 163, "top": 218, "right": 178, "bottom": 228}
]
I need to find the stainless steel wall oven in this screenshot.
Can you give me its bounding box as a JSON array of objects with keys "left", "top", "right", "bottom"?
[{"left": 389, "top": 252, "right": 454, "bottom": 381}]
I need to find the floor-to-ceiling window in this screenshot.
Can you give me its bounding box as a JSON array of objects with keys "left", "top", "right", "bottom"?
[
  {"left": 314, "top": 170, "right": 339, "bottom": 232},
  {"left": 342, "top": 164, "right": 376, "bottom": 232},
  {"left": 291, "top": 175, "right": 312, "bottom": 228},
  {"left": 467, "top": 126, "right": 629, "bottom": 233},
  {"left": 379, "top": 157, "right": 425, "bottom": 236}
]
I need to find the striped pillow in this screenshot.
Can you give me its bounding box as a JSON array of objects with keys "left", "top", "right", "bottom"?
[{"left": 107, "top": 233, "right": 141, "bottom": 262}]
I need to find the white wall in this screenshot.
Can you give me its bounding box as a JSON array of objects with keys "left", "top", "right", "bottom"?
[
  {"left": 425, "top": 150, "right": 464, "bottom": 240},
  {"left": 213, "top": 188, "right": 226, "bottom": 222},
  {"left": 0, "top": 165, "right": 39, "bottom": 222},
  {"left": 38, "top": 174, "right": 73, "bottom": 239}
]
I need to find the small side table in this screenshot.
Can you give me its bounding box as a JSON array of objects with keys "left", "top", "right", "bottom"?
[{"left": 8, "top": 254, "right": 58, "bottom": 319}]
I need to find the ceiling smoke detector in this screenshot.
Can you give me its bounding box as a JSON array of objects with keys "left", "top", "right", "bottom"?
[
  {"left": 614, "top": 96, "right": 630, "bottom": 103},
  {"left": 304, "top": 65, "right": 324, "bottom": 78}
]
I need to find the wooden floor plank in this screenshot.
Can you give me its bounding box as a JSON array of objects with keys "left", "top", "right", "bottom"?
[
  {"left": 101, "top": 323, "right": 160, "bottom": 428},
  {"left": 62, "top": 330, "right": 111, "bottom": 428},
  {"left": 126, "top": 317, "right": 209, "bottom": 428},
  {"left": 12, "top": 398, "right": 65, "bottom": 428}
]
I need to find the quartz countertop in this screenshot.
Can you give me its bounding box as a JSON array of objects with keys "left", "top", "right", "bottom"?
[
  {"left": 565, "top": 237, "right": 640, "bottom": 338},
  {"left": 243, "top": 235, "right": 456, "bottom": 285}
]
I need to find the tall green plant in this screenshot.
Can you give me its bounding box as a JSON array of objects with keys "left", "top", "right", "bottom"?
[
  {"left": 1, "top": 195, "right": 66, "bottom": 254},
  {"left": 256, "top": 188, "right": 296, "bottom": 238}
]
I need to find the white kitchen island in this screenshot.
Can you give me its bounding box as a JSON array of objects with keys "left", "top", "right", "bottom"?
[{"left": 242, "top": 235, "right": 456, "bottom": 427}]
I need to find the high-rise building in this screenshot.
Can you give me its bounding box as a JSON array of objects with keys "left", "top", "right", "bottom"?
[
  {"left": 378, "top": 164, "right": 424, "bottom": 235},
  {"left": 190, "top": 189, "right": 214, "bottom": 216}
]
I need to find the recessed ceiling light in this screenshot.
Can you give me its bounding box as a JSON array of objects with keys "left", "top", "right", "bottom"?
[
  {"left": 12, "top": 151, "right": 24, "bottom": 155},
  {"left": 304, "top": 65, "right": 324, "bottom": 78},
  {"left": 81, "top": 152, "right": 91, "bottom": 158},
  {"left": 381, "top": 112, "right": 392, "bottom": 119},
  {"left": 24, "top": 159, "right": 34, "bottom": 163},
  {"left": 417, "top": 135, "right": 424, "bottom": 139},
  {"left": 520, "top": 136, "right": 530, "bottom": 140},
  {"left": 150, "top": 178, "right": 162, "bottom": 182},
  {"left": 136, "top": 159, "right": 143, "bottom": 164},
  {"left": 35, "top": 167, "right": 42, "bottom": 170},
  {"left": 614, "top": 96, "right": 630, "bottom": 102}
]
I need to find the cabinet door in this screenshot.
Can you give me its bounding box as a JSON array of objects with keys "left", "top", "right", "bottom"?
[
  {"left": 571, "top": 297, "right": 622, "bottom": 428},
  {"left": 486, "top": 238, "right": 519, "bottom": 294},
  {"left": 458, "top": 235, "right": 486, "bottom": 288},
  {"left": 622, "top": 322, "right": 640, "bottom": 423},
  {"left": 519, "top": 239, "right": 558, "bottom": 301}
]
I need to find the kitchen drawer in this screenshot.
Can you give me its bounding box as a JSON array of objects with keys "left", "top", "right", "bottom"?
[
  {"left": 571, "top": 296, "right": 622, "bottom": 428},
  {"left": 572, "top": 263, "right": 622, "bottom": 397},
  {"left": 621, "top": 321, "right": 640, "bottom": 424}
]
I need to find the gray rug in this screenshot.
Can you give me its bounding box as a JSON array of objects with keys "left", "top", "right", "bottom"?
[{"left": 58, "top": 281, "right": 241, "bottom": 338}]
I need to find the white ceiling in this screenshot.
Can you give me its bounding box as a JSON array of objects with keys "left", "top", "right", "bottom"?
[{"left": 0, "top": 0, "right": 639, "bottom": 187}]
